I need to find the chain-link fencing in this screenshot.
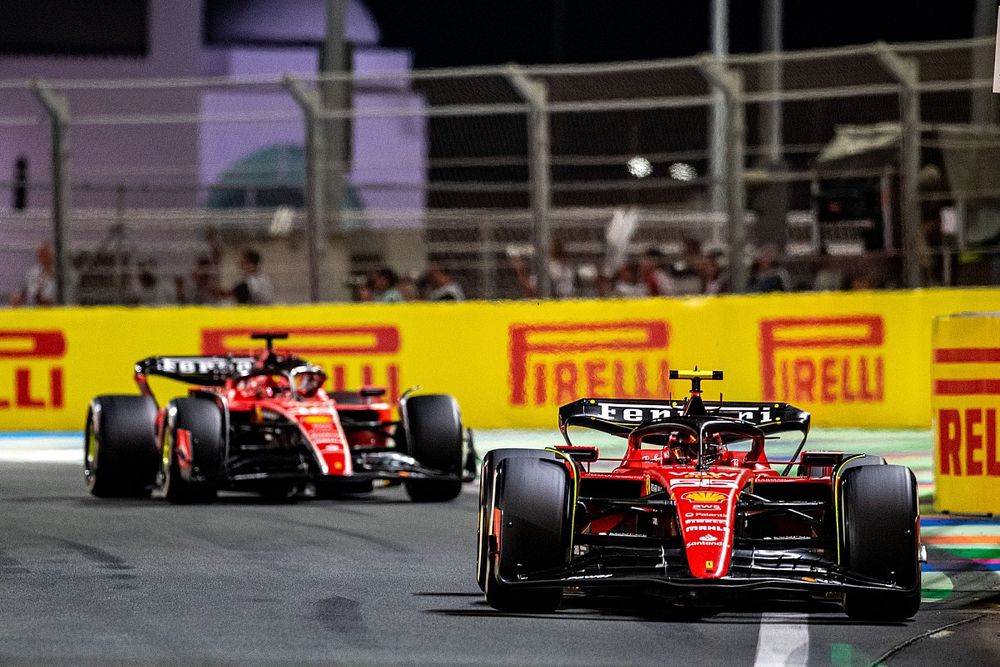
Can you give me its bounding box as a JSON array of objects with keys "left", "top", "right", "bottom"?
[{"left": 1, "top": 37, "right": 998, "bottom": 304}]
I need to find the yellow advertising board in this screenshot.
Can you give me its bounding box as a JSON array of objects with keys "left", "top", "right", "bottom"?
[
  {"left": 932, "top": 313, "right": 1000, "bottom": 514},
  {"left": 2, "top": 288, "right": 1000, "bottom": 433}
]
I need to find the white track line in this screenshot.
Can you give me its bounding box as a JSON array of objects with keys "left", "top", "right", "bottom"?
[
  {"left": 0, "top": 436, "right": 80, "bottom": 463},
  {"left": 754, "top": 612, "right": 809, "bottom": 666}
]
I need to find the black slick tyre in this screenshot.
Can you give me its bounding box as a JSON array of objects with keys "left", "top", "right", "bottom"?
[
  {"left": 840, "top": 464, "right": 921, "bottom": 621},
  {"left": 476, "top": 448, "right": 558, "bottom": 591},
  {"left": 400, "top": 394, "right": 464, "bottom": 502},
  {"left": 84, "top": 395, "right": 159, "bottom": 498},
  {"left": 162, "top": 397, "right": 225, "bottom": 504},
  {"left": 485, "top": 456, "right": 570, "bottom": 613}
]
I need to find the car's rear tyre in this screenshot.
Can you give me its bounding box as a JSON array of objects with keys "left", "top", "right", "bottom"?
[
  {"left": 400, "top": 394, "right": 464, "bottom": 502},
  {"left": 162, "top": 397, "right": 225, "bottom": 504},
  {"left": 840, "top": 464, "right": 921, "bottom": 621},
  {"left": 477, "top": 448, "right": 559, "bottom": 591},
  {"left": 485, "top": 456, "right": 570, "bottom": 613},
  {"left": 84, "top": 395, "right": 159, "bottom": 498}
]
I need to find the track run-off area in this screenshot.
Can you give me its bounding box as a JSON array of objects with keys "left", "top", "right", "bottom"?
[{"left": 1, "top": 429, "right": 998, "bottom": 666}]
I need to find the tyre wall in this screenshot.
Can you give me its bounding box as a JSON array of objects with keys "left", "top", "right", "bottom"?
[
  {"left": 932, "top": 313, "right": 1000, "bottom": 514},
  {"left": 2, "top": 287, "right": 999, "bottom": 431}
]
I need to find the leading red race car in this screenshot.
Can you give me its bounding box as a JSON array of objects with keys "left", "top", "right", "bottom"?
[
  {"left": 85, "top": 333, "right": 475, "bottom": 503},
  {"left": 477, "top": 369, "right": 923, "bottom": 620}
]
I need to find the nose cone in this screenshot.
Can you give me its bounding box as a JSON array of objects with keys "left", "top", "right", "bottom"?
[{"left": 667, "top": 470, "right": 751, "bottom": 578}]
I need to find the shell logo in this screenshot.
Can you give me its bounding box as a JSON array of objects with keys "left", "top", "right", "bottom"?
[{"left": 681, "top": 491, "right": 727, "bottom": 503}]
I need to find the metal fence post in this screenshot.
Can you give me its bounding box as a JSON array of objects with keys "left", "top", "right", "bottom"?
[
  {"left": 700, "top": 59, "right": 748, "bottom": 293},
  {"left": 284, "top": 76, "right": 326, "bottom": 303},
  {"left": 321, "top": 0, "right": 347, "bottom": 234},
  {"left": 478, "top": 217, "right": 497, "bottom": 299},
  {"left": 876, "top": 44, "right": 922, "bottom": 289},
  {"left": 507, "top": 66, "right": 552, "bottom": 299},
  {"left": 708, "top": 0, "right": 730, "bottom": 223},
  {"left": 31, "top": 81, "right": 72, "bottom": 305}
]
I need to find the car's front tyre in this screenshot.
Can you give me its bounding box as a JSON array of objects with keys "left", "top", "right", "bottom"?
[
  {"left": 840, "top": 464, "right": 921, "bottom": 621},
  {"left": 162, "top": 397, "right": 225, "bottom": 504},
  {"left": 484, "top": 455, "right": 570, "bottom": 613}
]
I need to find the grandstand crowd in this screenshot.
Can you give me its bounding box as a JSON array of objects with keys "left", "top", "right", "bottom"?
[{"left": 9, "top": 233, "right": 917, "bottom": 307}]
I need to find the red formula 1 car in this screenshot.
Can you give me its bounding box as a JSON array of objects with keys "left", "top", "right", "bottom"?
[
  {"left": 477, "top": 370, "right": 923, "bottom": 620},
  {"left": 84, "top": 333, "right": 475, "bottom": 503}
]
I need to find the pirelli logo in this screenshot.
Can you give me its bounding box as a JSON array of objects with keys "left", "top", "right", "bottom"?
[
  {"left": 934, "top": 346, "right": 1000, "bottom": 477},
  {"left": 508, "top": 320, "right": 670, "bottom": 407},
  {"left": 201, "top": 326, "right": 402, "bottom": 402},
  {"left": 759, "top": 315, "right": 884, "bottom": 405},
  {"left": 0, "top": 330, "right": 66, "bottom": 410}
]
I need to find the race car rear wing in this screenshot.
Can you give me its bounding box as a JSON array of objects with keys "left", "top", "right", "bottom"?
[
  {"left": 558, "top": 397, "right": 810, "bottom": 441},
  {"left": 134, "top": 355, "right": 256, "bottom": 391}
]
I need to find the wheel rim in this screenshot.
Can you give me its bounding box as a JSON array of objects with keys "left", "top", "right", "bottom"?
[
  {"left": 161, "top": 428, "right": 176, "bottom": 496},
  {"left": 84, "top": 413, "right": 99, "bottom": 490}
]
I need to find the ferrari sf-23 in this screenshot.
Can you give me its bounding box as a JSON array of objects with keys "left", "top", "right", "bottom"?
[
  {"left": 85, "top": 333, "right": 474, "bottom": 503},
  {"left": 477, "top": 370, "right": 923, "bottom": 620}
]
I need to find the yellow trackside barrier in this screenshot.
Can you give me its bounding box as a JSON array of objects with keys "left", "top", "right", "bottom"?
[
  {"left": 932, "top": 313, "right": 1000, "bottom": 515},
  {"left": 2, "top": 287, "right": 1000, "bottom": 433}
]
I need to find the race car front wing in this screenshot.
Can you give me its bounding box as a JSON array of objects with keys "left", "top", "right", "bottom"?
[
  {"left": 491, "top": 546, "right": 920, "bottom": 596},
  {"left": 349, "top": 449, "right": 476, "bottom": 484}
]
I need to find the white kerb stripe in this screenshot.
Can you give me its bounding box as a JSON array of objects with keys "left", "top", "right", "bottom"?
[{"left": 754, "top": 612, "right": 809, "bottom": 667}]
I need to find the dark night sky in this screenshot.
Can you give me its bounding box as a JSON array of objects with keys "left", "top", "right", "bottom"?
[{"left": 364, "top": 0, "right": 986, "bottom": 67}]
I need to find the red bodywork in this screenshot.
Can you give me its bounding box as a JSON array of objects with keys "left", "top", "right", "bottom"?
[
  {"left": 137, "top": 347, "right": 397, "bottom": 483},
  {"left": 572, "top": 438, "right": 785, "bottom": 579},
  {"left": 542, "top": 389, "right": 840, "bottom": 587},
  {"left": 219, "top": 382, "right": 393, "bottom": 478},
  {"left": 481, "top": 374, "right": 921, "bottom": 613}
]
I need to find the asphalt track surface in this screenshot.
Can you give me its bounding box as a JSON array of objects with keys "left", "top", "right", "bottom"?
[{"left": 1, "top": 433, "right": 998, "bottom": 666}]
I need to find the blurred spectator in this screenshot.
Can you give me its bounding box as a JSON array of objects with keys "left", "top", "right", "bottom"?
[
  {"left": 345, "top": 274, "right": 372, "bottom": 302},
  {"left": 10, "top": 241, "right": 56, "bottom": 306},
  {"left": 613, "top": 260, "right": 647, "bottom": 297},
  {"left": 511, "top": 239, "right": 576, "bottom": 299},
  {"left": 425, "top": 264, "right": 465, "bottom": 301},
  {"left": 671, "top": 237, "right": 705, "bottom": 295},
  {"left": 398, "top": 271, "right": 421, "bottom": 301},
  {"left": 172, "top": 275, "right": 187, "bottom": 304},
  {"left": 230, "top": 248, "right": 275, "bottom": 305},
  {"left": 846, "top": 256, "right": 887, "bottom": 290},
  {"left": 132, "top": 260, "right": 175, "bottom": 305},
  {"left": 638, "top": 247, "right": 676, "bottom": 296},
  {"left": 371, "top": 268, "right": 404, "bottom": 303},
  {"left": 919, "top": 164, "right": 948, "bottom": 285},
  {"left": 812, "top": 246, "right": 845, "bottom": 292},
  {"left": 184, "top": 256, "right": 222, "bottom": 305},
  {"left": 593, "top": 271, "right": 615, "bottom": 298},
  {"left": 748, "top": 244, "right": 791, "bottom": 293},
  {"left": 700, "top": 251, "right": 730, "bottom": 295}
]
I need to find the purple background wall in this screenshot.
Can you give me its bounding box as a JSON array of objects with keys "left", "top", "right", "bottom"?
[{"left": 0, "top": 0, "right": 427, "bottom": 296}]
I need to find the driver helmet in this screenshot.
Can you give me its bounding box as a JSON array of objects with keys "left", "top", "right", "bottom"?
[
  {"left": 290, "top": 365, "right": 327, "bottom": 398},
  {"left": 667, "top": 431, "right": 699, "bottom": 463}
]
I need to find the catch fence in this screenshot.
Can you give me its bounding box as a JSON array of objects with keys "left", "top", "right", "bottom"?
[{"left": 1, "top": 37, "right": 998, "bottom": 303}]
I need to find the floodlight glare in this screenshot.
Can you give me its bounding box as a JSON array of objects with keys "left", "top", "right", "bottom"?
[
  {"left": 626, "top": 156, "right": 653, "bottom": 178},
  {"left": 668, "top": 162, "right": 697, "bottom": 181}
]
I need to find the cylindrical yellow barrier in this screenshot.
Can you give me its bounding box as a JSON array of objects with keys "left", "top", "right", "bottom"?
[{"left": 932, "top": 313, "right": 1000, "bottom": 514}]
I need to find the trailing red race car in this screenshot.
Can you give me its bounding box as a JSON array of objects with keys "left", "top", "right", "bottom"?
[
  {"left": 477, "top": 369, "right": 924, "bottom": 620},
  {"left": 85, "top": 333, "right": 475, "bottom": 503}
]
